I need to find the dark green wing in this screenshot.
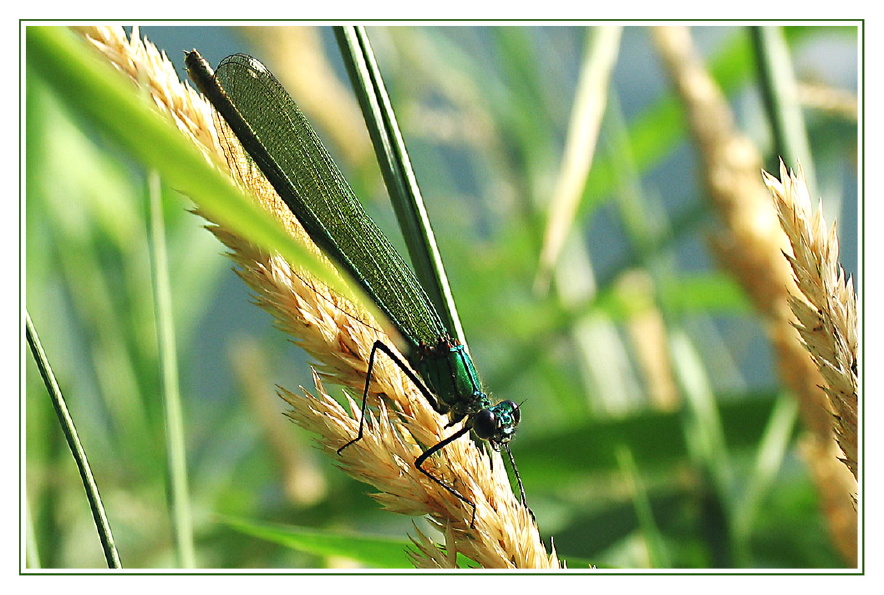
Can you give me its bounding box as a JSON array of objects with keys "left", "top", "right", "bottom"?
[{"left": 211, "top": 53, "right": 447, "bottom": 349}]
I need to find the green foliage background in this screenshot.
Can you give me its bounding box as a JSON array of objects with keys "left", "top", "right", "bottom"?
[{"left": 24, "top": 24, "right": 859, "bottom": 569}]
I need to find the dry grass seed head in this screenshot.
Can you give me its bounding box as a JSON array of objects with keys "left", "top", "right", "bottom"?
[
  {"left": 70, "top": 25, "right": 559, "bottom": 568},
  {"left": 762, "top": 160, "right": 858, "bottom": 480}
]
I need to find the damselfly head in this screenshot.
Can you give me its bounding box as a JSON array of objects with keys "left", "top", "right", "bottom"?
[{"left": 472, "top": 400, "right": 521, "bottom": 447}]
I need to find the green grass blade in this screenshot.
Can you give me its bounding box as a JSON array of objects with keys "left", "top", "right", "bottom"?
[
  {"left": 615, "top": 447, "right": 670, "bottom": 568},
  {"left": 25, "top": 312, "right": 122, "bottom": 569},
  {"left": 25, "top": 26, "right": 382, "bottom": 326},
  {"left": 147, "top": 172, "right": 196, "bottom": 568},
  {"left": 219, "top": 516, "right": 417, "bottom": 568},
  {"left": 750, "top": 26, "right": 818, "bottom": 189},
  {"left": 732, "top": 393, "right": 800, "bottom": 555}
]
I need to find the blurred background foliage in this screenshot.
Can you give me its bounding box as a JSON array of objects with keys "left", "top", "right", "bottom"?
[{"left": 25, "top": 24, "right": 859, "bottom": 569}]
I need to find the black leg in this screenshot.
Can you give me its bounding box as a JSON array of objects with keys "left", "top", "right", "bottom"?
[
  {"left": 371, "top": 341, "right": 442, "bottom": 412},
  {"left": 336, "top": 340, "right": 381, "bottom": 454},
  {"left": 337, "top": 339, "right": 482, "bottom": 529},
  {"left": 338, "top": 340, "right": 441, "bottom": 455},
  {"left": 504, "top": 443, "right": 535, "bottom": 524},
  {"left": 415, "top": 425, "right": 477, "bottom": 528}
]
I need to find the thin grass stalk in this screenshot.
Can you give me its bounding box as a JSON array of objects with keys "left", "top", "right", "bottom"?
[
  {"left": 732, "top": 393, "right": 799, "bottom": 542},
  {"left": 668, "top": 327, "right": 743, "bottom": 565},
  {"left": 25, "top": 312, "right": 122, "bottom": 569},
  {"left": 616, "top": 447, "right": 670, "bottom": 568},
  {"left": 334, "top": 25, "right": 465, "bottom": 345},
  {"left": 147, "top": 171, "right": 196, "bottom": 568},
  {"left": 25, "top": 503, "right": 41, "bottom": 568},
  {"left": 535, "top": 27, "right": 630, "bottom": 415},
  {"left": 71, "top": 25, "right": 560, "bottom": 569},
  {"left": 652, "top": 25, "right": 857, "bottom": 566},
  {"left": 535, "top": 26, "right": 622, "bottom": 294},
  {"left": 750, "top": 26, "right": 818, "bottom": 193}
]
